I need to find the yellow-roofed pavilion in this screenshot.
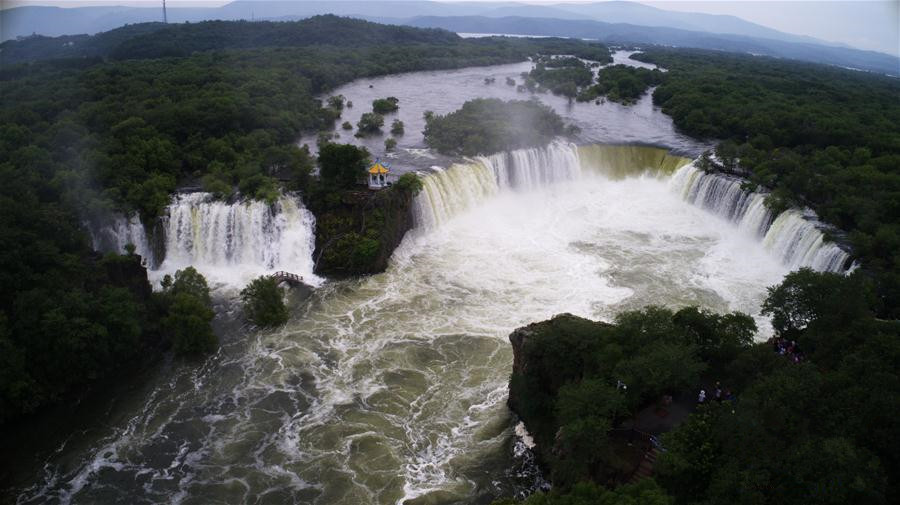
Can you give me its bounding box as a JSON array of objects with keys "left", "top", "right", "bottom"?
[{"left": 368, "top": 159, "right": 391, "bottom": 189}]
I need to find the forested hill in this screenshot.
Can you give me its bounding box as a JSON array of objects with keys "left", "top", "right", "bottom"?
[
  {"left": 0, "top": 15, "right": 461, "bottom": 65},
  {"left": 108, "top": 16, "right": 462, "bottom": 60},
  {"left": 402, "top": 15, "right": 900, "bottom": 76}
]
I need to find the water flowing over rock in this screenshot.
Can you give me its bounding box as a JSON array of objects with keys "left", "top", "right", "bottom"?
[
  {"left": 412, "top": 141, "right": 850, "bottom": 273},
  {"left": 669, "top": 163, "right": 851, "bottom": 272},
  {"left": 89, "top": 193, "right": 317, "bottom": 285},
  {"left": 87, "top": 214, "right": 156, "bottom": 266}
]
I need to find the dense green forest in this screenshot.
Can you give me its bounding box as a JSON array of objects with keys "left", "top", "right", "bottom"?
[
  {"left": 0, "top": 17, "right": 612, "bottom": 426},
  {"left": 500, "top": 269, "right": 899, "bottom": 504},
  {"left": 423, "top": 98, "right": 569, "bottom": 156},
  {"left": 577, "top": 64, "right": 665, "bottom": 104},
  {"left": 526, "top": 56, "right": 597, "bottom": 98},
  {"left": 632, "top": 48, "right": 900, "bottom": 317}
]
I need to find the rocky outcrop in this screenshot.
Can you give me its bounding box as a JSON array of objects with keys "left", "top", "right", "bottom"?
[{"left": 309, "top": 186, "right": 415, "bottom": 276}]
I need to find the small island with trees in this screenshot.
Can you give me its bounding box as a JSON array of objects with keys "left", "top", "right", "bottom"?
[{"left": 423, "top": 98, "right": 572, "bottom": 156}]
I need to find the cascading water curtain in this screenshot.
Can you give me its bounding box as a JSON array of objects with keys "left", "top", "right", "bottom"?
[
  {"left": 412, "top": 141, "right": 582, "bottom": 229},
  {"left": 669, "top": 163, "right": 850, "bottom": 272}
]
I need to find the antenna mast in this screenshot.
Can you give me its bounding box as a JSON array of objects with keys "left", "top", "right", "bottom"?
[{"left": 163, "top": 0, "right": 168, "bottom": 24}]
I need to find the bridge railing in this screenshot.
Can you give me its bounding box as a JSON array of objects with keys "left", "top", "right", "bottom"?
[{"left": 272, "top": 271, "right": 303, "bottom": 282}]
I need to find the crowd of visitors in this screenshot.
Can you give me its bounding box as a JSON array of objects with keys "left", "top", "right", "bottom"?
[
  {"left": 772, "top": 336, "right": 804, "bottom": 363},
  {"left": 697, "top": 381, "right": 734, "bottom": 405}
]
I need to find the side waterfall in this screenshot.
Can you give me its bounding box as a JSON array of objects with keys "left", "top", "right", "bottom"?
[
  {"left": 88, "top": 215, "right": 155, "bottom": 265},
  {"left": 412, "top": 141, "right": 850, "bottom": 273},
  {"left": 669, "top": 163, "right": 851, "bottom": 272},
  {"left": 89, "top": 193, "right": 317, "bottom": 282}
]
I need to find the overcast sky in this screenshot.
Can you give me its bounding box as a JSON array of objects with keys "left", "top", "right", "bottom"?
[{"left": 3, "top": 1, "right": 898, "bottom": 56}]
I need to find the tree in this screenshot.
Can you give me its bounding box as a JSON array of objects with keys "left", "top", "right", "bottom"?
[
  {"left": 762, "top": 268, "right": 872, "bottom": 346},
  {"left": 394, "top": 172, "right": 423, "bottom": 195},
  {"left": 372, "top": 96, "right": 399, "bottom": 114},
  {"left": 317, "top": 143, "right": 370, "bottom": 189},
  {"left": 356, "top": 112, "right": 385, "bottom": 135},
  {"left": 384, "top": 137, "right": 397, "bottom": 151},
  {"left": 341, "top": 121, "right": 353, "bottom": 130},
  {"left": 327, "top": 94, "right": 345, "bottom": 111},
  {"left": 161, "top": 266, "right": 211, "bottom": 307},
  {"left": 390, "top": 119, "right": 405, "bottom": 135},
  {"left": 240, "top": 276, "right": 288, "bottom": 327},
  {"left": 164, "top": 292, "right": 216, "bottom": 355},
  {"left": 160, "top": 267, "right": 216, "bottom": 355}
]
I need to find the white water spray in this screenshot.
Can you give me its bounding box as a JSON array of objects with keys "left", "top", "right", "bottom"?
[
  {"left": 89, "top": 193, "right": 318, "bottom": 286},
  {"left": 668, "top": 163, "right": 850, "bottom": 272}
]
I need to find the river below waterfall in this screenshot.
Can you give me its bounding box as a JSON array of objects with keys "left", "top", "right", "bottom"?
[{"left": 10, "top": 56, "right": 819, "bottom": 504}]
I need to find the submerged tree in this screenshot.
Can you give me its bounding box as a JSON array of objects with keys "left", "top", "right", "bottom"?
[
  {"left": 356, "top": 112, "right": 384, "bottom": 135},
  {"left": 372, "top": 96, "right": 399, "bottom": 114},
  {"left": 390, "top": 119, "right": 405, "bottom": 135}
]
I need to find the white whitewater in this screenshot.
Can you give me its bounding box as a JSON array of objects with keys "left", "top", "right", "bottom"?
[
  {"left": 413, "top": 141, "right": 581, "bottom": 229},
  {"left": 90, "top": 193, "right": 318, "bottom": 286},
  {"left": 669, "top": 163, "right": 851, "bottom": 272},
  {"left": 88, "top": 215, "right": 155, "bottom": 266},
  {"left": 413, "top": 142, "right": 849, "bottom": 273},
  {"left": 159, "top": 193, "right": 317, "bottom": 285},
  {"left": 33, "top": 161, "right": 790, "bottom": 505}
]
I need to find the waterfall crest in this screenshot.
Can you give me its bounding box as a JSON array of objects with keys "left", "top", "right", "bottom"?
[
  {"left": 669, "top": 164, "right": 850, "bottom": 272},
  {"left": 578, "top": 144, "right": 691, "bottom": 179},
  {"left": 413, "top": 141, "right": 582, "bottom": 229},
  {"left": 160, "top": 193, "right": 316, "bottom": 279}
]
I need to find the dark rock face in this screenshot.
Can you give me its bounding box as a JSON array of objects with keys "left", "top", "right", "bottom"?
[
  {"left": 309, "top": 187, "right": 415, "bottom": 277},
  {"left": 99, "top": 252, "right": 154, "bottom": 304}
]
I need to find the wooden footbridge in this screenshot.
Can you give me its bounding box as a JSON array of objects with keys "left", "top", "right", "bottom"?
[{"left": 271, "top": 271, "right": 304, "bottom": 286}]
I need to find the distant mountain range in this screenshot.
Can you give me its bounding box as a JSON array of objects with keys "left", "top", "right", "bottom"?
[
  {"left": 396, "top": 16, "right": 899, "bottom": 76},
  {"left": 2, "top": 1, "right": 897, "bottom": 75}
]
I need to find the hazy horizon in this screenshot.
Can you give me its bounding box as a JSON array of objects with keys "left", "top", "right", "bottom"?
[{"left": 2, "top": 0, "right": 898, "bottom": 56}]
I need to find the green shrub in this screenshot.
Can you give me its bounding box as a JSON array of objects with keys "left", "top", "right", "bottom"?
[
  {"left": 165, "top": 292, "right": 216, "bottom": 355},
  {"left": 372, "top": 96, "right": 399, "bottom": 114},
  {"left": 160, "top": 267, "right": 216, "bottom": 355},
  {"left": 394, "top": 172, "right": 423, "bottom": 195},
  {"left": 356, "top": 112, "right": 385, "bottom": 135},
  {"left": 240, "top": 276, "right": 289, "bottom": 327}
]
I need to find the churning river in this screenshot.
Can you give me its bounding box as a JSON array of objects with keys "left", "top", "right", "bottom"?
[{"left": 10, "top": 53, "right": 850, "bottom": 504}]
